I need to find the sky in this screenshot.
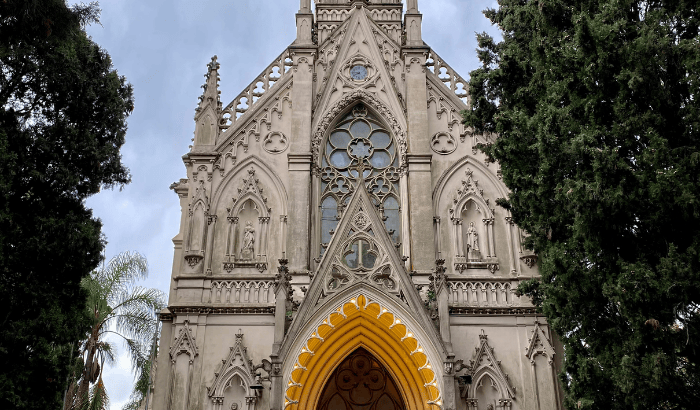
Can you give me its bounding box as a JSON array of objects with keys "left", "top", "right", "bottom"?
[{"left": 72, "top": 0, "right": 502, "bottom": 408}]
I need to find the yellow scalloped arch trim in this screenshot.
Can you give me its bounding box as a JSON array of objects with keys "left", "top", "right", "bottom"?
[{"left": 284, "top": 294, "right": 442, "bottom": 409}]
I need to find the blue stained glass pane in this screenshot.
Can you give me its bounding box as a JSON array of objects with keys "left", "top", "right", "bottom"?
[
  {"left": 362, "top": 249, "right": 376, "bottom": 269},
  {"left": 350, "top": 120, "right": 371, "bottom": 138},
  {"left": 370, "top": 131, "right": 391, "bottom": 149},
  {"left": 330, "top": 150, "right": 352, "bottom": 168},
  {"left": 321, "top": 197, "right": 338, "bottom": 244},
  {"left": 387, "top": 143, "right": 395, "bottom": 156},
  {"left": 384, "top": 196, "right": 400, "bottom": 243},
  {"left": 370, "top": 120, "right": 385, "bottom": 131},
  {"left": 370, "top": 150, "right": 391, "bottom": 168},
  {"left": 344, "top": 242, "right": 359, "bottom": 269},
  {"left": 349, "top": 140, "right": 372, "bottom": 158},
  {"left": 330, "top": 131, "right": 351, "bottom": 148}
]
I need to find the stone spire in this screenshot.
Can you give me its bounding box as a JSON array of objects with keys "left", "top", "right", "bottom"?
[{"left": 195, "top": 55, "right": 221, "bottom": 117}]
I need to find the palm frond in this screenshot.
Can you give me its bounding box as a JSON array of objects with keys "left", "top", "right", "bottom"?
[
  {"left": 97, "top": 341, "right": 116, "bottom": 367},
  {"left": 87, "top": 376, "right": 110, "bottom": 410}
]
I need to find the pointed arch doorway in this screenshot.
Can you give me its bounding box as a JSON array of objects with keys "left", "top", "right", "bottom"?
[{"left": 317, "top": 348, "right": 407, "bottom": 410}]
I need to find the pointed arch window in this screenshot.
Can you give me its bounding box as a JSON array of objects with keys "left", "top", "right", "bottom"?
[{"left": 320, "top": 105, "right": 401, "bottom": 255}]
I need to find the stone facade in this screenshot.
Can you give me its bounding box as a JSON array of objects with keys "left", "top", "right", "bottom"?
[{"left": 152, "top": 1, "right": 564, "bottom": 410}]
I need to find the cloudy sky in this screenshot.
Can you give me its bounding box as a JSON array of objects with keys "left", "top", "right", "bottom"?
[{"left": 73, "top": 0, "right": 501, "bottom": 408}]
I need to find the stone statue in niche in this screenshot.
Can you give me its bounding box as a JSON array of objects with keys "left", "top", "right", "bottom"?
[
  {"left": 230, "top": 404, "right": 238, "bottom": 410},
  {"left": 241, "top": 221, "right": 255, "bottom": 260},
  {"left": 466, "top": 221, "right": 482, "bottom": 261}
]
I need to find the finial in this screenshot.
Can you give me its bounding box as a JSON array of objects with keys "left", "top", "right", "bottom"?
[{"left": 195, "top": 55, "right": 221, "bottom": 117}]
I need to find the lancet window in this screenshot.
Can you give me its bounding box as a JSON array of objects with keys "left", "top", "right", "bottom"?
[{"left": 320, "top": 105, "right": 401, "bottom": 254}]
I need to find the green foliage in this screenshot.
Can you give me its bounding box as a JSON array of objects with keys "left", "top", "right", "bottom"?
[
  {"left": 0, "top": 1, "right": 134, "bottom": 408},
  {"left": 64, "top": 252, "right": 165, "bottom": 410},
  {"left": 464, "top": 0, "right": 700, "bottom": 408}
]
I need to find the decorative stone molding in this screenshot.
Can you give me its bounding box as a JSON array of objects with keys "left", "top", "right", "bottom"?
[
  {"left": 210, "top": 281, "right": 275, "bottom": 304},
  {"left": 169, "top": 307, "right": 275, "bottom": 315},
  {"left": 448, "top": 281, "right": 520, "bottom": 308},
  {"left": 449, "top": 307, "right": 538, "bottom": 316}
]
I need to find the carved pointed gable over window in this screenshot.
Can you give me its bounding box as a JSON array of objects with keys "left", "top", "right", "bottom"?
[
  {"left": 170, "top": 321, "right": 199, "bottom": 362},
  {"left": 463, "top": 330, "right": 516, "bottom": 404},
  {"left": 208, "top": 330, "right": 259, "bottom": 406},
  {"left": 316, "top": 181, "right": 403, "bottom": 300},
  {"left": 525, "top": 321, "right": 556, "bottom": 365}
]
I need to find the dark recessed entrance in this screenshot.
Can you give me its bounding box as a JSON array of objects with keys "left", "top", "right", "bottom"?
[{"left": 317, "top": 348, "right": 406, "bottom": 410}]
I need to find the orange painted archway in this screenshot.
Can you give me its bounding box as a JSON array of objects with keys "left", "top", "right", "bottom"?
[{"left": 284, "top": 294, "right": 442, "bottom": 410}]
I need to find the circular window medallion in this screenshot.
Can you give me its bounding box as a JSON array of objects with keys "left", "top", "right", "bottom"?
[
  {"left": 263, "top": 131, "right": 288, "bottom": 154},
  {"left": 350, "top": 65, "right": 368, "bottom": 81},
  {"left": 430, "top": 132, "right": 457, "bottom": 155}
]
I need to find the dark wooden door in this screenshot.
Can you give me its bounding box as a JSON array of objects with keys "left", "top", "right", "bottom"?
[{"left": 317, "top": 348, "right": 406, "bottom": 410}]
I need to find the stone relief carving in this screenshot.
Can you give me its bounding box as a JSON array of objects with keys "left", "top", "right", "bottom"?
[{"left": 241, "top": 222, "right": 255, "bottom": 260}]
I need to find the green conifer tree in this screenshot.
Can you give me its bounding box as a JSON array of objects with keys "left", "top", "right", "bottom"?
[
  {"left": 0, "top": 1, "right": 134, "bottom": 408},
  {"left": 464, "top": 1, "right": 699, "bottom": 408}
]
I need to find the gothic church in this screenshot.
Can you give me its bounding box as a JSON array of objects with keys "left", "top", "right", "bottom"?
[{"left": 152, "top": 1, "right": 563, "bottom": 410}]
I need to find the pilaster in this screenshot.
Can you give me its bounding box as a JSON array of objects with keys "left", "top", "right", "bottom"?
[
  {"left": 288, "top": 47, "right": 316, "bottom": 272},
  {"left": 407, "top": 154, "right": 433, "bottom": 271}
]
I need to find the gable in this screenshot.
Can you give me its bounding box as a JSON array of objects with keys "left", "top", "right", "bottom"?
[
  {"left": 280, "top": 180, "right": 446, "bottom": 362},
  {"left": 313, "top": 7, "right": 407, "bottom": 134}
]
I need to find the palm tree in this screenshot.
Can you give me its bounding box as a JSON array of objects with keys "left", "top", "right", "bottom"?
[{"left": 63, "top": 251, "right": 166, "bottom": 410}]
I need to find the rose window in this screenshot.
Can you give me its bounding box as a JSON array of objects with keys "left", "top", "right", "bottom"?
[{"left": 320, "top": 105, "right": 402, "bottom": 255}]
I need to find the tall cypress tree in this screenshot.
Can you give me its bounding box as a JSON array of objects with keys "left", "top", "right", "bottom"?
[
  {"left": 464, "top": 0, "right": 699, "bottom": 408},
  {"left": 0, "top": 1, "right": 134, "bottom": 408}
]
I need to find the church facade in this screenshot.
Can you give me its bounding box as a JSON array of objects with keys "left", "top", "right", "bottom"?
[{"left": 152, "top": 1, "right": 563, "bottom": 410}]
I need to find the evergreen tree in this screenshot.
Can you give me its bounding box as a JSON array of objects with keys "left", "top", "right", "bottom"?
[
  {"left": 464, "top": 1, "right": 699, "bottom": 409},
  {"left": 0, "top": 1, "right": 134, "bottom": 408}
]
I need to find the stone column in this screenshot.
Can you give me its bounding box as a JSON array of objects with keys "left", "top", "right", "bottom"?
[
  {"left": 433, "top": 216, "right": 441, "bottom": 260},
  {"left": 205, "top": 215, "right": 217, "bottom": 275},
  {"left": 455, "top": 219, "right": 464, "bottom": 257},
  {"left": 151, "top": 315, "right": 173, "bottom": 410},
  {"left": 287, "top": 46, "right": 315, "bottom": 272},
  {"left": 505, "top": 216, "right": 517, "bottom": 274},
  {"left": 295, "top": 9, "right": 314, "bottom": 45},
  {"left": 406, "top": 155, "right": 433, "bottom": 272},
  {"left": 404, "top": 3, "right": 423, "bottom": 47},
  {"left": 271, "top": 259, "right": 291, "bottom": 410}
]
